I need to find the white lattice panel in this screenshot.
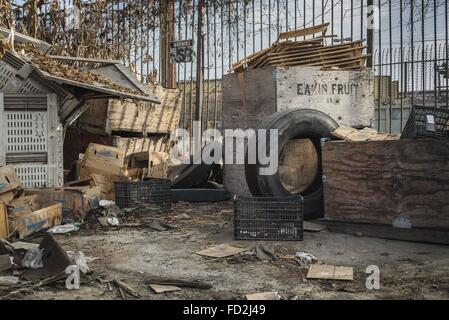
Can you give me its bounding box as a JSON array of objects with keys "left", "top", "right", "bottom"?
[
  {"left": 6, "top": 111, "right": 48, "bottom": 153},
  {"left": 13, "top": 164, "right": 49, "bottom": 189}
]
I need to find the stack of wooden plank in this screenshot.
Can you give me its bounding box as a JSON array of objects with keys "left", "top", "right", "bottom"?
[{"left": 231, "top": 23, "right": 368, "bottom": 73}]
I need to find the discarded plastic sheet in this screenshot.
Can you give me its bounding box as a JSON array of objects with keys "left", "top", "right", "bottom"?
[
  {"left": 196, "top": 244, "right": 247, "bottom": 258},
  {"left": 99, "top": 200, "right": 116, "bottom": 208},
  {"left": 246, "top": 292, "right": 281, "bottom": 300},
  {"left": 21, "top": 247, "right": 44, "bottom": 270},
  {"left": 149, "top": 284, "right": 182, "bottom": 294},
  {"left": 307, "top": 265, "right": 354, "bottom": 281},
  {"left": 48, "top": 223, "right": 81, "bottom": 235}
]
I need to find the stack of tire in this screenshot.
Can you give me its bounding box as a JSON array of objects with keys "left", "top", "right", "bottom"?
[{"left": 245, "top": 109, "right": 338, "bottom": 220}]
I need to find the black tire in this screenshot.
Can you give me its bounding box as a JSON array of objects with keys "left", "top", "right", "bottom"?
[{"left": 245, "top": 108, "right": 338, "bottom": 220}]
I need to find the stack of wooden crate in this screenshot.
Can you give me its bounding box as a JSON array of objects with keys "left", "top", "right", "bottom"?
[{"left": 232, "top": 23, "right": 368, "bottom": 73}]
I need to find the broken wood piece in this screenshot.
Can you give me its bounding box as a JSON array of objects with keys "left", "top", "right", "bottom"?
[
  {"left": 196, "top": 244, "right": 247, "bottom": 259},
  {"left": 149, "top": 284, "right": 182, "bottom": 294},
  {"left": 113, "top": 280, "right": 141, "bottom": 298},
  {"left": 277, "top": 23, "right": 330, "bottom": 41},
  {"left": 246, "top": 292, "right": 281, "bottom": 300},
  {"left": 307, "top": 265, "right": 354, "bottom": 281},
  {"left": 145, "top": 277, "right": 212, "bottom": 290}
]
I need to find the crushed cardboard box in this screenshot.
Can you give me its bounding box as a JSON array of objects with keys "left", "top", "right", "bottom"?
[
  {"left": 26, "top": 186, "right": 103, "bottom": 221},
  {"left": 8, "top": 203, "right": 62, "bottom": 240},
  {"left": 79, "top": 143, "right": 126, "bottom": 200}
]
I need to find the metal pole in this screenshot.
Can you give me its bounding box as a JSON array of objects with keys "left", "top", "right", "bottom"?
[
  {"left": 367, "top": 0, "right": 374, "bottom": 68},
  {"left": 194, "top": 0, "right": 205, "bottom": 123}
]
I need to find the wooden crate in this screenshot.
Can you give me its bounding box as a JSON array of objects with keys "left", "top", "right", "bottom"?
[{"left": 322, "top": 139, "right": 449, "bottom": 230}]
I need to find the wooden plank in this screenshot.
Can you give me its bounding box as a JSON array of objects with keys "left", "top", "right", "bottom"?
[
  {"left": 266, "top": 46, "right": 367, "bottom": 65},
  {"left": 266, "top": 41, "right": 364, "bottom": 61},
  {"left": 307, "top": 265, "right": 354, "bottom": 281},
  {"left": 277, "top": 23, "right": 330, "bottom": 41},
  {"left": 322, "top": 140, "right": 449, "bottom": 230}
]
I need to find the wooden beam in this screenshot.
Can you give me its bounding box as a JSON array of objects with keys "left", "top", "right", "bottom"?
[{"left": 49, "top": 55, "right": 120, "bottom": 65}]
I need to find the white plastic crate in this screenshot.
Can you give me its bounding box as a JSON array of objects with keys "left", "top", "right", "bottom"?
[{"left": 0, "top": 93, "right": 63, "bottom": 188}]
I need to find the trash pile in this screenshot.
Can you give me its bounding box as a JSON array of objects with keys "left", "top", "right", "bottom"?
[{"left": 0, "top": 234, "right": 93, "bottom": 300}]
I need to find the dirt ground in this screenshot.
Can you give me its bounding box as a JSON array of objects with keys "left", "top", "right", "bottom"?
[{"left": 14, "top": 201, "right": 449, "bottom": 300}]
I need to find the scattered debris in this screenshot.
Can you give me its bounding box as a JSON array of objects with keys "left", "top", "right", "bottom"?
[
  {"left": 295, "top": 252, "right": 318, "bottom": 267},
  {"left": 246, "top": 292, "right": 281, "bottom": 300},
  {"left": 71, "top": 251, "right": 90, "bottom": 274},
  {"left": 175, "top": 213, "right": 191, "bottom": 220},
  {"left": 196, "top": 244, "right": 248, "bottom": 259},
  {"left": 146, "top": 219, "right": 174, "bottom": 232},
  {"left": 149, "top": 284, "right": 182, "bottom": 294},
  {"left": 22, "top": 235, "right": 71, "bottom": 281},
  {"left": 332, "top": 125, "right": 400, "bottom": 142},
  {"left": 307, "top": 265, "right": 354, "bottom": 281},
  {"left": 112, "top": 279, "right": 141, "bottom": 299}
]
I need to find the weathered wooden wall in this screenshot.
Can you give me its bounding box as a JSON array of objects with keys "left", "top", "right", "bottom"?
[{"left": 322, "top": 140, "right": 449, "bottom": 230}]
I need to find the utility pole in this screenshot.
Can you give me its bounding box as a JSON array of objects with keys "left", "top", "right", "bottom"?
[
  {"left": 160, "top": 0, "right": 176, "bottom": 88},
  {"left": 194, "top": 0, "right": 205, "bottom": 123}
]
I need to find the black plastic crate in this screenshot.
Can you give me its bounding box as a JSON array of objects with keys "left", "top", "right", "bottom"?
[
  {"left": 401, "top": 106, "right": 449, "bottom": 140},
  {"left": 234, "top": 195, "right": 303, "bottom": 241},
  {"left": 115, "top": 179, "right": 171, "bottom": 211}
]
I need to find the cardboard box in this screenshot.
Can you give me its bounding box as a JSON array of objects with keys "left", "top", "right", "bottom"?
[
  {"left": 26, "top": 187, "right": 103, "bottom": 220},
  {"left": 127, "top": 151, "right": 170, "bottom": 180},
  {"left": 0, "top": 191, "right": 16, "bottom": 204},
  {"left": 0, "top": 166, "right": 22, "bottom": 195},
  {"left": 0, "top": 202, "right": 9, "bottom": 239},
  {"left": 7, "top": 195, "right": 40, "bottom": 218},
  {"left": 9, "top": 203, "right": 62, "bottom": 239},
  {"left": 80, "top": 143, "right": 125, "bottom": 178}
]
